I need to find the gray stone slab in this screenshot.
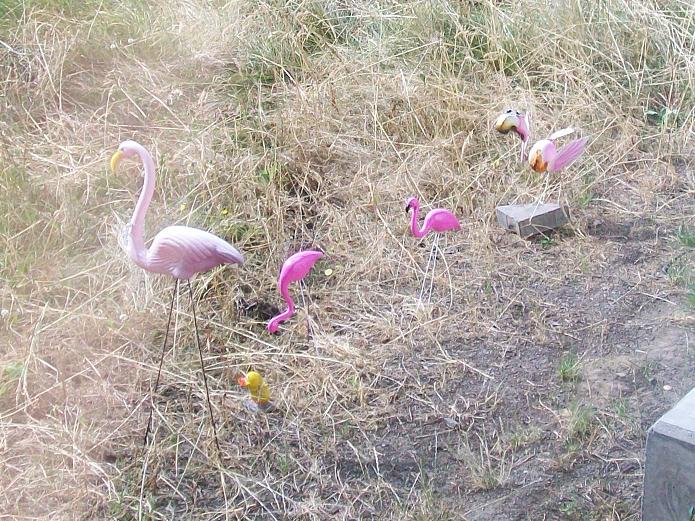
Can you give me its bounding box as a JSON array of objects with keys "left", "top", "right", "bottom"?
[
  {"left": 495, "top": 203, "right": 570, "bottom": 238},
  {"left": 643, "top": 387, "right": 695, "bottom": 521}
]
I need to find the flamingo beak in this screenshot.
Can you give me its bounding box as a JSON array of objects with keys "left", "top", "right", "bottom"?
[
  {"left": 237, "top": 376, "right": 248, "bottom": 387},
  {"left": 110, "top": 150, "right": 125, "bottom": 173},
  {"left": 405, "top": 203, "right": 410, "bottom": 214},
  {"left": 494, "top": 113, "right": 519, "bottom": 134}
]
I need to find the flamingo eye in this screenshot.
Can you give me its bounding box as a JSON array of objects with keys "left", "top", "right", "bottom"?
[{"left": 505, "top": 109, "right": 513, "bottom": 113}]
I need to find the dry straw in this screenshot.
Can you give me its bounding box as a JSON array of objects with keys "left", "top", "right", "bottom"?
[{"left": 0, "top": 0, "right": 693, "bottom": 519}]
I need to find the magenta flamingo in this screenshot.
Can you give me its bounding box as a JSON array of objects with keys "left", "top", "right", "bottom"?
[
  {"left": 267, "top": 250, "right": 323, "bottom": 334},
  {"left": 494, "top": 109, "right": 531, "bottom": 162},
  {"left": 110, "top": 140, "right": 244, "bottom": 454},
  {"left": 405, "top": 197, "right": 461, "bottom": 304},
  {"left": 527, "top": 127, "right": 588, "bottom": 173}
]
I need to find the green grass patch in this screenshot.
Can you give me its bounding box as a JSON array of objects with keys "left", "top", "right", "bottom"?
[
  {"left": 559, "top": 353, "right": 581, "bottom": 383},
  {"left": 678, "top": 226, "right": 695, "bottom": 248},
  {"left": 565, "top": 403, "right": 596, "bottom": 444}
]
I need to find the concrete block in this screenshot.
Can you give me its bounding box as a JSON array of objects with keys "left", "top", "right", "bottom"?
[
  {"left": 643, "top": 387, "right": 695, "bottom": 521},
  {"left": 496, "top": 202, "right": 570, "bottom": 238}
]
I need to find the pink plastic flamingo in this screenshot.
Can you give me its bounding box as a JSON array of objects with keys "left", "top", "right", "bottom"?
[
  {"left": 527, "top": 127, "right": 588, "bottom": 173},
  {"left": 494, "top": 109, "right": 531, "bottom": 162},
  {"left": 267, "top": 250, "right": 324, "bottom": 334},
  {"left": 110, "top": 140, "right": 244, "bottom": 453},
  {"left": 405, "top": 197, "right": 461, "bottom": 304},
  {"left": 495, "top": 108, "right": 588, "bottom": 173}
]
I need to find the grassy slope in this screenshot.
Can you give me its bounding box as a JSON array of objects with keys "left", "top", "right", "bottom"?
[{"left": 0, "top": 0, "right": 693, "bottom": 519}]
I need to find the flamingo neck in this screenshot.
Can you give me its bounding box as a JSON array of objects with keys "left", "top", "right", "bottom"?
[
  {"left": 129, "top": 144, "right": 156, "bottom": 266},
  {"left": 517, "top": 115, "right": 531, "bottom": 162},
  {"left": 268, "top": 284, "right": 295, "bottom": 333},
  {"left": 409, "top": 201, "right": 428, "bottom": 238}
]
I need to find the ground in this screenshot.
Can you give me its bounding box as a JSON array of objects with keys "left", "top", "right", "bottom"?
[{"left": 0, "top": 1, "right": 693, "bottom": 520}]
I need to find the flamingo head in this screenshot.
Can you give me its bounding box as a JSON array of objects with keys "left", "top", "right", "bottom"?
[
  {"left": 110, "top": 140, "right": 142, "bottom": 172},
  {"left": 405, "top": 197, "right": 418, "bottom": 214},
  {"left": 238, "top": 371, "right": 264, "bottom": 393},
  {"left": 267, "top": 319, "right": 280, "bottom": 334},
  {"left": 494, "top": 109, "right": 529, "bottom": 142}
]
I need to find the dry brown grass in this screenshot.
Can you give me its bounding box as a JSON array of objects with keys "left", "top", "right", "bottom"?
[{"left": 1, "top": 0, "right": 694, "bottom": 519}]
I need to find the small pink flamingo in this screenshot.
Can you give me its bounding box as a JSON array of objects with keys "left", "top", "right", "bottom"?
[
  {"left": 494, "top": 108, "right": 531, "bottom": 162},
  {"left": 405, "top": 197, "right": 461, "bottom": 304},
  {"left": 267, "top": 250, "right": 324, "bottom": 334},
  {"left": 110, "top": 140, "right": 244, "bottom": 454},
  {"left": 527, "top": 127, "right": 588, "bottom": 173}
]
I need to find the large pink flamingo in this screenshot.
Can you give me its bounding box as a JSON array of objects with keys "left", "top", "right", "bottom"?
[
  {"left": 267, "top": 250, "right": 324, "bottom": 334},
  {"left": 405, "top": 197, "right": 461, "bottom": 304},
  {"left": 110, "top": 140, "right": 244, "bottom": 454},
  {"left": 494, "top": 109, "right": 531, "bottom": 162}
]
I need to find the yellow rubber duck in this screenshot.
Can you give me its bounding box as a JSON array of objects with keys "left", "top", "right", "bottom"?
[{"left": 237, "top": 371, "right": 270, "bottom": 409}]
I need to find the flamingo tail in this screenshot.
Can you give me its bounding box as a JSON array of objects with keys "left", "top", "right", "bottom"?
[{"left": 550, "top": 137, "right": 588, "bottom": 172}]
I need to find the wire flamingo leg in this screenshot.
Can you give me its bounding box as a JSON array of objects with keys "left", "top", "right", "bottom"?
[
  {"left": 300, "top": 280, "right": 315, "bottom": 339},
  {"left": 426, "top": 233, "right": 440, "bottom": 304},
  {"left": 143, "top": 279, "right": 178, "bottom": 447},
  {"left": 187, "top": 280, "right": 221, "bottom": 458},
  {"left": 417, "top": 236, "right": 437, "bottom": 306}
]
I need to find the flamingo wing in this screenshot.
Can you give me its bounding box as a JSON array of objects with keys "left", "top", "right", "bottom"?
[
  {"left": 147, "top": 226, "right": 243, "bottom": 279},
  {"left": 548, "top": 127, "right": 576, "bottom": 140},
  {"left": 549, "top": 137, "right": 588, "bottom": 172},
  {"left": 428, "top": 209, "right": 461, "bottom": 233}
]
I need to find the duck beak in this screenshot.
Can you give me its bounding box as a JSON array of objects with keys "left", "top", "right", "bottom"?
[
  {"left": 110, "top": 150, "right": 125, "bottom": 173},
  {"left": 237, "top": 376, "right": 248, "bottom": 387},
  {"left": 494, "top": 113, "right": 519, "bottom": 134}
]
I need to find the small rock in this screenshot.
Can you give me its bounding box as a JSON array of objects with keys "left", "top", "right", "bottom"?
[
  {"left": 443, "top": 417, "right": 458, "bottom": 429},
  {"left": 663, "top": 385, "right": 672, "bottom": 391}
]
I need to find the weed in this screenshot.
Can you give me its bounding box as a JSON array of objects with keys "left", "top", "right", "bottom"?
[
  {"left": 540, "top": 235, "right": 555, "bottom": 249},
  {"left": 559, "top": 353, "right": 581, "bottom": 383},
  {"left": 506, "top": 426, "right": 542, "bottom": 450},
  {"left": 612, "top": 398, "right": 630, "bottom": 422},
  {"left": 559, "top": 499, "right": 590, "bottom": 520},
  {"left": 456, "top": 435, "right": 510, "bottom": 491},
  {"left": 577, "top": 191, "right": 594, "bottom": 208},
  {"left": 0, "top": 361, "right": 25, "bottom": 396},
  {"left": 665, "top": 255, "right": 694, "bottom": 289},
  {"left": 565, "top": 403, "right": 597, "bottom": 444},
  {"left": 678, "top": 226, "right": 695, "bottom": 248}
]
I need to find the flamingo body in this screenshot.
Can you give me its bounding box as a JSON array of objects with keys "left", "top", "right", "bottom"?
[
  {"left": 133, "top": 225, "right": 244, "bottom": 280},
  {"left": 405, "top": 197, "right": 461, "bottom": 238},
  {"left": 528, "top": 132, "right": 588, "bottom": 173},
  {"left": 267, "top": 250, "right": 323, "bottom": 334},
  {"left": 112, "top": 140, "right": 244, "bottom": 278}
]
